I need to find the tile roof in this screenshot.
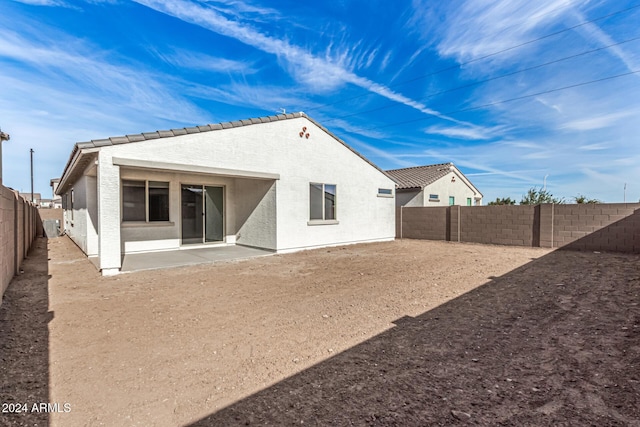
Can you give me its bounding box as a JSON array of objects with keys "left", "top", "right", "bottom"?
[
  {"left": 74, "top": 112, "right": 307, "bottom": 149},
  {"left": 386, "top": 163, "right": 453, "bottom": 190},
  {"left": 57, "top": 112, "right": 389, "bottom": 195}
]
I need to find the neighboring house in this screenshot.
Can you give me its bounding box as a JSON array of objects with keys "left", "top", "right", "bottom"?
[
  {"left": 56, "top": 112, "right": 396, "bottom": 275},
  {"left": 18, "top": 192, "right": 41, "bottom": 205},
  {"left": 386, "top": 163, "right": 483, "bottom": 207},
  {"left": 38, "top": 198, "right": 55, "bottom": 209},
  {"left": 50, "top": 178, "right": 62, "bottom": 208}
]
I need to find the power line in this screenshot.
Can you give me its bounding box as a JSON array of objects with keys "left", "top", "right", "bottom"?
[
  {"left": 304, "top": 3, "right": 640, "bottom": 113},
  {"left": 324, "top": 35, "right": 640, "bottom": 123},
  {"left": 365, "top": 70, "right": 640, "bottom": 131}
]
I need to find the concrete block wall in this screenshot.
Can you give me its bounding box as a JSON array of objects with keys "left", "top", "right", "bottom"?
[
  {"left": 397, "top": 206, "right": 448, "bottom": 240},
  {"left": 0, "top": 185, "right": 40, "bottom": 303},
  {"left": 38, "top": 208, "right": 63, "bottom": 223},
  {"left": 555, "top": 204, "right": 640, "bottom": 252},
  {"left": 397, "top": 203, "right": 640, "bottom": 254},
  {"left": 459, "top": 205, "right": 536, "bottom": 246},
  {"left": 1, "top": 186, "right": 15, "bottom": 298}
]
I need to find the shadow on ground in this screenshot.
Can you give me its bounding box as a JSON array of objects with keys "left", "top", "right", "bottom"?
[
  {"left": 0, "top": 238, "right": 52, "bottom": 426},
  {"left": 190, "top": 249, "right": 640, "bottom": 426}
]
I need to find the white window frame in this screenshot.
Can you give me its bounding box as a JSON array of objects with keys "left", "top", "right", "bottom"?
[
  {"left": 377, "top": 188, "right": 394, "bottom": 198},
  {"left": 308, "top": 182, "right": 339, "bottom": 226}
]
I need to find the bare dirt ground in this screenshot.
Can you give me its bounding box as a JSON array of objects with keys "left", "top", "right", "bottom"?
[{"left": 1, "top": 236, "right": 639, "bottom": 426}]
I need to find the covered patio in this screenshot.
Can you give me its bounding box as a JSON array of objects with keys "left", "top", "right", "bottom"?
[{"left": 118, "top": 244, "right": 273, "bottom": 273}]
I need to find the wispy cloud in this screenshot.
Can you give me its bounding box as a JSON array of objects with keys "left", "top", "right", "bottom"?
[
  {"left": 151, "top": 48, "right": 258, "bottom": 74},
  {"left": 561, "top": 109, "right": 639, "bottom": 131},
  {"left": 0, "top": 26, "right": 205, "bottom": 124},
  {"left": 3, "top": 0, "right": 639, "bottom": 204},
  {"left": 183, "top": 80, "right": 310, "bottom": 115},
  {"left": 500, "top": 140, "right": 545, "bottom": 150},
  {"left": 573, "top": 14, "right": 640, "bottom": 73},
  {"left": 204, "top": 0, "right": 281, "bottom": 21},
  {"left": 379, "top": 50, "right": 393, "bottom": 73},
  {"left": 432, "top": 0, "right": 581, "bottom": 64},
  {"left": 132, "top": 0, "right": 473, "bottom": 126},
  {"left": 348, "top": 137, "right": 416, "bottom": 169},
  {"left": 424, "top": 124, "right": 504, "bottom": 140},
  {"left": 11, "top": 0, "right": 115, "bottom": 6},
  {"left": 322, "top": 117, "right": 389, "bottom": 141},
  {"left": 11, "top": 0, "right": 69, "bottom": 5},
  {"left": 579, "top": 143, "right": 609, "bottom": 151}
]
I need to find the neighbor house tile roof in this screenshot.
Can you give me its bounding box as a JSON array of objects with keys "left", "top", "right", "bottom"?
[{"left": 386, "top": 163, "right": 453, "bottom": 190}]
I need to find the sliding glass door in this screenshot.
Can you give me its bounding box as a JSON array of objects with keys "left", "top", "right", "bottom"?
[
  {"left": 204, "top": 186, "right": 223, "bottom": 242},
  {"left": 181, "top": 184, "right": 224, "bottom": 244}
]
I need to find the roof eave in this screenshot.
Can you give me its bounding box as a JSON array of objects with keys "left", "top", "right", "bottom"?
[
  {"left": 56, "top": 145, "right": 81, "bottom": 195},
  {"left": 55, "top": 111, "right": 394, "bottom": 192}
]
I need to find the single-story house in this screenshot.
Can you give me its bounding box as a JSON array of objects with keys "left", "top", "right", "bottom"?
[
  {"left": 18, "top": 192, "right": 42, "bottom": 205},
  {"left": 386, "top": 163, "right": 483, "bottom": 207},
  {"left": 50, "top": 178, "right": 62, "bottom": 209},
  {"left": 56, "top": 112, "right": 396, "bottom": 275}
]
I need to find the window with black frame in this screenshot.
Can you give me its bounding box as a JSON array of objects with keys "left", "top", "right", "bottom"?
[
  {"left": 122, "top": 180, "right": 169, "bottom": 222},
  {"left": 148, "top": 181, "right": 169, "bottom": 221}
]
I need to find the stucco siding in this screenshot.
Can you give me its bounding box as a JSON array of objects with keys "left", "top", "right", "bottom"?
[
  {"left": 86, "top": 176, "right": 99, "bottom": 256},
  {"left": 396, "top": 189, "right": 422, "bottom": 207},
  {"left": 64, "top": 175, "right": 89, "bottom": 254},
  {"left": 96, "top": 117, "right": 395, "bottom": 253},
  {"left": 59, "top": 116, "right": 395, "bottom": 273},
  {"left": 420, "top": 171, "right": 480, "bottom": 207},
  {"left": 97, "top": 150, "right": 122, "bottom": 273},
  {"left": 234, "top": 178, "right": 277, "bottom": 250},
  {"left": 117, "top": 169, "right": 261, "bottom": 253}
]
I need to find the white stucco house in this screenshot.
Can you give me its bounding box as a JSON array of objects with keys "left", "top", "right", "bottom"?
[
  {"left": 49, "top": 178, "right": 62, "bottom": 209},
  {"left": 386, "top": 163, "right": 483, "bottom": 207},
  {"left": 56, "top": 112, "right": 396, "bottom": 275}
]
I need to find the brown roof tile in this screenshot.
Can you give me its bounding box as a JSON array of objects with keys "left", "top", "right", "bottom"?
[
  {"left": 386, "top": 163, "right": 453, "bottom": 189},
  {"left": 57, "top": 112, "right": 389, "bottom": 195}
]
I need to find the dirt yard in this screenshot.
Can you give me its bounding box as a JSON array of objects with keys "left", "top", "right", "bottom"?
[{"left": 1, "top": 236, "right": 639, "bottom": 426}]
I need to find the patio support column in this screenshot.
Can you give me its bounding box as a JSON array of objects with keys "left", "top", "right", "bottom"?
[{"left": 97, "top": 151, "right": 122, "bottom": 275}]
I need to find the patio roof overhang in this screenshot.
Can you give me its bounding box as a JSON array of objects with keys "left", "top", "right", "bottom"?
[{"left": 111, "top": 157, "right": 280, "bottom": 180}]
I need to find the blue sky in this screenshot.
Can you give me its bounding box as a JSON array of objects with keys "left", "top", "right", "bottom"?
[{"left": 1, "top": 0, "right": 639, "bottom": 203}]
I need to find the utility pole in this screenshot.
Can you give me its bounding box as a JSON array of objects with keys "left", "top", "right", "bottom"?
[
  {"left": 0, "top": 129, "right": 9, "bottom": 186},
  {"left": 30, "top": 148, "right": 34, "bottom": 203}
]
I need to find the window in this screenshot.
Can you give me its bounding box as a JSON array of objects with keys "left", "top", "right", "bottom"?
[
  {"left": 310, "top": 183, "right": 336, "bottom": 221},
  {"left": 123, "top": 180, "right": 169, "bottom": 222},
  {"left": 449, "top": 196, "right": 455, "bottom": 206},
  {"left": 149, "top": 181, "right": 170, "bottom": 221},
  {"left": 123, "top": 180, "right": 146, "bottom": 221},
  {"left": 428, "top": 194, "right": 439, "bottom": 202},
  {"left": 467, "top": 197, "right": 472, "bottom": 206},
  {"left": 378, "top": 188, "right": 393, "bottom": 197},
  {"left": 70, "top": 189, "right": 74, "bottom": 220}
]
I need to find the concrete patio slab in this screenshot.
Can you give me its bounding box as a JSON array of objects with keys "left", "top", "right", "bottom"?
[{"left": 120, "top": 244, "right": 273, "bottom": 273}]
